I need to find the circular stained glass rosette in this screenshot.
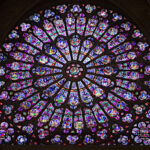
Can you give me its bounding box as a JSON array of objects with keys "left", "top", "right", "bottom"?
[{"left": 0, "top": 4, "right": 150, "bottom": 145}]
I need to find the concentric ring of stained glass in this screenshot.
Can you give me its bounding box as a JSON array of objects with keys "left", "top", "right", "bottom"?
[{"left": 0, "top": 4, "right": 150, "bottom": 146}]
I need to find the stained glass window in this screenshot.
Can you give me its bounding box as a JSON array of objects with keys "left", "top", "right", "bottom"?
[{"left": 0, "top": 3, "right": 150, "bottom": 146}]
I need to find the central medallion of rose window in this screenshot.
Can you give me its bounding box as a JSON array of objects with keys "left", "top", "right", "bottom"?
[
  {"left": 63, "top": 61, "right": 86, "bottom": 81},
  {"left": 69, "top": 64, "right": 81, "bottom": 77}
]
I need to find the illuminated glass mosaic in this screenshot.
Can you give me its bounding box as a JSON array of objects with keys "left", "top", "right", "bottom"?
[{"left": 0, "top": 3, "right": 150, "bottom": 146}]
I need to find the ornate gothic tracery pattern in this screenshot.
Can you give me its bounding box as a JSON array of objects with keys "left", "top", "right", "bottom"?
[{"left": 0, "top": 3, "right": 150, "bottom": 146}]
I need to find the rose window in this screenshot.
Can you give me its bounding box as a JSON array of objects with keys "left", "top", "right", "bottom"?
[{"left": 0, "top": 3, "right": 150, "bottom": 146}]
